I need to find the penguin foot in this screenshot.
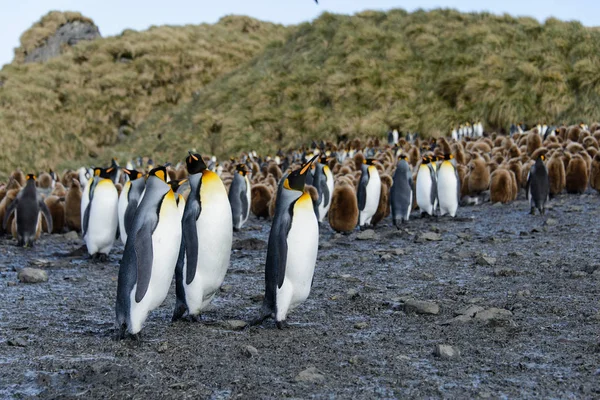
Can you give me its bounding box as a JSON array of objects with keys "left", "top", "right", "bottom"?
[
  {"left": 114, "top": 324, "right": 127, "bottom": 341},
  {"left": 131, "top": 332, "right": 143, "bottom": 342},
  {"left": 529, "top": 208, "right": 535, "bottom": 215},
  {"left": 541, "top": 208, "right": 546, "bottom": 215},
  {"left": 275, "top": 320, "right": 289, "bottom": 330},
  {"left": 248, "top": 313, "right": 270, "bottom": 328},
  {"left": 171, "top": 304, "right": 187, "bottom": 322}
]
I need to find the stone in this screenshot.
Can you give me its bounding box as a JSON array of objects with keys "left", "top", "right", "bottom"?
[
  {"left": 339, "top": 274, "right": 361, "bottom": 283},
  {"left": 456, "top": 232, "right": 471, "bottom": 240},
  {"left": 477, "top": 255, "right": 496, "bottom": 266},
  {"left": 474, "top": 308, "right": 513, "bottom": 322},
  {"left": 380, "top": 254, "right": 392, "bottom": 262},
  {"left": 8, "top": 337, "right": 28, "bottom": 347},
  {"left": 544, "top": 218, "right": 558, "bottom": 226},
  {"left": 17, "top": 268, "right": 48, "bottom": 284},
  {"left": 346, "top": 288, "right": 359, "bottom": 298},
  {"left": 434, "top": 344, "right": 460, "bottom": 360},
  {"left": 222, "top": 320, "right": 248, "bottom": 330},
  {"left": 404, "top": 299, "right": 439, "bottom": 315},
  {"left": 420, "top": 272, "right": 435, "bottom": 281},
  {"left": 157, "top": 342, "right": 168, "bottom": 353},
  {"left": 295, "top": 367, "right": 325, "bottom": 382},
  {"left": 242, "top": 345, "right": 259, "bottom": 358},
  {"left": 509, "top": 251, "right": 524, "bottom": 257},
  {"left": 571, "top": 271, "right": 587, "bottom": 278},
  {"left": 356, "top": 230, "right": 377, "bottom": 240},
  {"left": 354, "top": 322, "right": 368, "bottom": 330},
  {"left": 7, "top": 281, "right": 17, "bottom": 287},
  {"left": 393, "top": 248, "right": 406, "bottom": 256},
  {"left": 455, "top": 305, "right": 484, "bottom": 317},
  {"left": 64, "top": 230, "right": 79, "bottom": 241},
  {"left": 493, "top": 268, "right": 518, "bottom": 277},
  {"left": 220, "top": 284, "right": 233, "bottom": 293},
  {"left": 419, "top": 232, "right": 442, "bottom": 242}
]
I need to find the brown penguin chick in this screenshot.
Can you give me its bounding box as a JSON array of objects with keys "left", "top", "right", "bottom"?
[
  {"left": 521, "top": 160, "right": 534, "bottom": 189},
  {"left": 565, "top": 154, "right": 588, "bottom": 194},
  {"left": 408, "top": 146, "right": 420, "bottom": 168},
  {"left": 566, "top": 142, "right": 585, "bottom": 154},
  {"left": 65, "top": 179, "right": 82, "bottom": 232},
  {"left": 578, "top": 129, "right": 591, "bottom": 144},
  {"left": 338, "top": 166, "right": 352, "bottom": 176},
  {"left": 251, "top": 184, "right": 272, "bottom": 219},
  {"left": 472, "top": 142, "right": 491, "bottom": 154},
  {"left": 114, "top": 183, "right": 123, "bottom": 197},
  {"left": 176, "top": 165, "right": 188, "bottom": 180},
  {"left": 267, "top": 163, "right": 282, "bottom": 181},
  {"left": 11, "top": 170, "right": 26, "bottom": 187},
  {"left": 590, "top": 153, "right": 600, "bottom": 193},
  {"left": 487, "top": 161, "right": 499, "bottom": 174},
  {"left": 587, "top": 147, "right": 598, "bottom": 159},
  {"left": 328, "top": 180, "right": 358, "bottom": 234},
  {"left": 42, "top": 196, "right": 65, "bottom": 234},
  {"left": 0, "top": 188, "right": 19, "bottom": 234},
  {"left": 353, "top": 152, "right": 365, "bottom": 171},
  {"left": 51, "top": 182, "right": 67, "bottom": 197},
  {"left": 490, "top": 168, "right": 514, "bottom": 204},
  {"left": 583, "top": 136, "right": 599, "bottom": 150},
  {"left": 527, "top": 132, "right": 542, "bottom": 156},
  {"left": 37, "top": 172, "right": 53, "bottom": 191},
  {"left": 371, "top": 174, "right": 393, "bottom": 224},
  {"left": 508, "top": 170, "right": 518, "bottom": 201},
  {"left": 506, "top": 159, "right": 523, "bottom": 189},
  {"left": 467, "top": 156, "right": 490, "bottom": 195},
  {"left": 437, "top": 137, "right": 452, "bottom": 156},
  {"left": 452, "top": 142, "right": 466, "bottom": 165},
  {"left": 567, "top": 125, "right": 581, "bottom": 142},
  {"left": 167, "top": 167, "right": 178, "bottom": 182}
]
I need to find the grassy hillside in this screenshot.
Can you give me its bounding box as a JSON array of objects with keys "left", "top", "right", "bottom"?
[
  {"left": 124, "top": 9, "right": 600, "bottom": 162},
  {"left": 0, "top": 12, "right": 287, "bottom": 178}
]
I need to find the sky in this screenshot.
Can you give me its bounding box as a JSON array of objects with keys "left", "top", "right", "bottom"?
[{"left": 1, "top": 0, "right": 598, "bottom": 67}]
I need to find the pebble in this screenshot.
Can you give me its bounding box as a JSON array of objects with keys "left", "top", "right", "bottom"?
[
  {"left": 404, "top": 299, "right": 440, "bottom": 315},
  {"left": 356, "top": 230, "right": 378, "bottom": 240},
  {"left": 354, "top": 322, "right": 368, "bottom": 330},
  {"left": 434, "top": 344, "right": 460, "bottom": 360},
  {"left": 509, "top": 251, "right": 524, "bottom": 257},
  {"left": 157, "top": 342, "right": 168, "bottom": 353},
  {"left": 222, "top": 320, "right": 248, "bottom": 330},
  {"left": 346, "top": 288, "right": 359, "bottom": 298},
  {"left": 494, "top": 268, "right": 518, "bottom": 277},
  {"left": 380, "top": 254, "right": 392, "bottom": 262},
  {"left": 420, "top": 272, "right": 435, "bottom": 281},
  {"left": 295, "top": 367, "right": 325, "bottom": 383},
  {"left": 456, "top": 305, "right": 484, "bottom": 317},
  {"left": 63, "top": 230, "right": 79, "bottom": 241},
  {"left": 456, "top": 232, "right": 471, "bottom": 240},
  {"left": 339, "top": 274, "right": 361, "bottom": 283},
  {"left": 242, "top": 345, "right": 259, "bottom": 358},
  {"left": 545, "top": 218, "right": 558, "bottom": 226},
  {"left": 7, "top": 281, "right": 17, "bottom": 287},
  {"left": 220, "top": 284, "right": 233, "bottom": 293},
  {"left": 17, "top": 268, "right": 48, "bottom": 284},
  {"left": 474, "top": 308, "right": 513, "bottom": 322},
  {"left": 8, "top": 337, "right": 28, "bottom": 347},
  {"left": 393, "top": 248, "right": 406, "bottom": 255},
  {"left": 477, "top": 255, "right": 496, "bottom": 266},
  {"left": 571, "top": 271, "right": 587, "bottom": 278},
  {"left": 419, "top": 232, "right": 442, "bottom": 242}
]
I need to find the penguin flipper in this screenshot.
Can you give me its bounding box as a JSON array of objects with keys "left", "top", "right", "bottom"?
[
  {"left": 38, "top": 198, "right": 53, "bottom": 233},
  {"left": 123, "top": 200, "right": 138, "bottom": 236},
  {"left": 320, "top": 178, "right": 329, "bottom": 206},
  {"left": 264, "top": 207, "right": 292, "bottom": 312},
  {"left": 2, "top": 199, "right": 17, "bottom": 230},
  {"left": 357, "top": 173, "right": 368, "bottom": 211},
  {"left": 183, "top": 199, "right": 201, "bottom": 285},
  {"left": 82, "top": 202, "right": 91, "bottom": 237},
  {"left": 134, "top": 221, "right": 155, "bottom": 303}
]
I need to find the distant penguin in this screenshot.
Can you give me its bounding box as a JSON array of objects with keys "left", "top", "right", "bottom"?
[
  {"left": 115, "top": 166, "right": 182, "bottom": 340},
  {"left": 228, "top": 164, "right": 251, "bottom": 231},
  {"left": 526, "top": 154, "right": 550, "bottom": 214},
  {"left": 173, "top": 152, "right": 233, "bottom": 321},
  {"left": 3, "top": 174, "right": 53, "bottom": 246},
  {"left": 313, "top": 155, "right": 334, "bottom": 223},
  {"left": 437, "top": 154, "right": 460, "bottom": 217},
  {"left": 82, "top": 167, "right": 119, "bottom": 260},
  {"left": 328, "top": 178, "right": 358, "bottom": 234},
  {"left": 117, "top": 169, "right": 145, "bottom": 245},
  {"left": 565, "top": 154, "right": 588, "bottom": 194},
  {"left": 251, "top": 155, "right": 319, "bottom": 328},
  {"left": 547, "top": 152, "right": 566, "bottom": 196},
  {"left": 251, "top": 184, "right": 272, "bottom": 219},
  {"left": 490, "top": 168, "right": 514, "bottom": 204},
  {"left": 65, "top": 179, "right": 82, "bottom": 232},
  {"left": 467, "top": 156, "right": 490, "bottom": 195},
  {"left": 416, "top": 156, "right": 437, "bottom": 216},
  {"left": 356, "top": 159, "right": 381, "bottom": 229},
  {"left": 390, "top": 155, "right": 414, "bottom": 227}
]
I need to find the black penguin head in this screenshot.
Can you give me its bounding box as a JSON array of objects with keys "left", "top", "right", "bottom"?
[
  {"left": 186, "top": 152, "right": 207, "bottom": 174},
  {"left": 443, "top": 153, "right": 454, "bottom": 161},
  {"left": 123, "top": 168, "right": 143, "bottom": 181},
  {"left": 398, "top": 154, "right": 408, "bottom": 161},
  {"left": 26, "top": 174, "right": 36, "bottom": 181},
  {"left": 149, "top": 166, "right": 168, "bottom": 182},
  {"left": 421, "top": 156, "right": 430, "bottom": 164},
  {"left": 236, "top": 164, "right": 248, "bottom": 176},
  {"left": 168, "top": 179, "right": 187, "bottom": 192},
  {"left": 284, "top": 155, "right": 318, "bottom": 192},
  {"left": 364, "top": 158, "right": 377, "bottom": 166},
  {"left": 538, "top": 154, "right": 546, "bottom": 162},
  {"left": 93, "top": 168, "right": 112, "bottom": 179}
]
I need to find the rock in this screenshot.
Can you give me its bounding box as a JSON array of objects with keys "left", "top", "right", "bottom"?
[
  {"left": 220, "top": 284, "right": 233, "bottom": 293},
  {"left": 349, "top": 355, "right": 365, "bottom": 365},
  {"left": 295, "top": 367, "right": 325, "bottom": 382},
  {"left": 356, "top": 230, "right": 378, "bottom": 240},
  {"left": 476, "top": 255, "right": 496, "bottom": 266},
  {"left": 7, "top": 281, "right": 17, "bottom": 287},
  {"left": 242, "top": 345, "right": 259, "bottom": 358},
  {"left": 222, "top": 320, "right": 248, "bottom": 330},
  {"left": 493, "top": 268, "right": 518, "bottom": 277},
  {"left": 8, "top": 337, "right": 28, "bottom": 347},
  {"left": 455, "top": 305, "right": 484, "bottom": 317},
  {"left": 517, "top": 290, "right": 531, "bottom": 298},
  {"left": 339, "top": 274, "right": 361, "bottom": 283},
  {"left": 456, "top": 232, "right": 471, "bottom": 240},
  {"left": 17, "top": 268, "right": 48, "bottom": 283},
  {"left": 232, "top": 238, "right": 267, "bottom": 251},
  {"left": 64, "top": 230, "right": 79, "bottom": 241},
  {"left": 404, "top": 299, "right": 439, "bottom": 315},
  {"left": 544, "top": 218, "right": 558, "bottom": 226},
  {"left": 24, "top": 19, "right": 101, "bottom": 63},
  {"left": 434, "top": 344, "right": 460, "bottom": 360},
  {"left": 346, "top": 288, "right": 359, "bottom": 298},
  {"left": 509, "top": 251, "right": 524, "bottom": 257},
  {"left": 571, "top": 271, "right": 587, "bottom": 278},
  {"left": 420, "top": 272, "right": 435, "bottom": 281},
  {"left": 380, "top": 254, "right": 392, "bottom": 262},
  {"left": 419, "top": 232, "right": 442, "bottom": 242},
  {"left": 474, "top": 308, "right": 513, "bottom": 322},
  {"left": 157, "top": 342, "right": 168, "bottom": 353},
  {"left": 319, "top": 241, "right": 334, "bottom": 249},
  {"left": 354, "top": 322, "right": 368, "bottom": 330},
  {"left": 393, "top": 248, "right": 406, "bottom": 256}
]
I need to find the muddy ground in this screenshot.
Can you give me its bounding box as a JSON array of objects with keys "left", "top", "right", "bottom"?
[{"left": 1, "top": 193, "right": 600, "bottom": 399}]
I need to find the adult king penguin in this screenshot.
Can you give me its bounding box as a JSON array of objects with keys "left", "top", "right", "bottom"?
[
  {"left": 437, "top": 154, "right": 460, "bottom": 217},
  {"left": 115, "top": 166, "right": 182, "bottom": 339},
  {"left": 357, "top": 158, "right": 381, "bottom": 229},
  {"left": 228, "top": 164, "right": 251, "bottom": 231},
  {"left": 118, "top": 169, "right": 145, "bottom": 245},
  {"left": 3, "top": 174, "right": 53, "bottom": 246},
  {"left": 82, "top": 167, "right": 119, "bottom": 261},
  {"left": 313, "top": 154, "right": 334, "bottom": 223},
  {"left": 390, "top": 155, "right": 414, "bottom": 227},
  {"left": 251, "top": 155, "right": 319, "bottom": 329},
  {"left": 416, "top": 156, "right": 437, "bottom": 217},
  {"left": 172, "top": 153, "right": 233, "bottom": 321},
  {"left": 526, "top": 154, "right": 550, "bottom": 215}
]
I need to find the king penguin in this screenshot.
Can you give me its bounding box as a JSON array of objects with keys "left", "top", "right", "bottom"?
[
  {"left": 437, "top": 154, "right": 460, "bottom": 217},
  {"left": 82, "top": 167, "right": 119, "bottom": 261},
  {"left": 172, "top": 152, "right": 233, "bottom": 321},
  {"left": 251, "top": 155, "right": 319, "bottom": 328},
  {"left": 228, "top": 164, "right": 251, "bottom": 231},
  {"left": 3, "top": 174, "right": 53, "bottom": 246},
  {"left": 313, "top": 154, "right": 334, "bottom": 223},
  {"left": 118, "top": 169, "right": 145, "bottom": 245},
  {"left": 390, "top": 155, "right": 414, "bottom": 227},
  {"left": 526, "top": 154, "right": 550, "bottom": 215},
  {"left": 115, "top": 166, "right": 182, "bottom": 339},
  {"left": 416, "top": 156, "right": 437, "bottom": 217},
  {"left": 356, "top": 158, "right": 381, "bottom": 229},
  {"left": 168, "top": 179, "right": 188, "bottom": 218}
]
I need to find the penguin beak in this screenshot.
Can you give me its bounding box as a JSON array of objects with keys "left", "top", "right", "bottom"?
[
  {"left": 179, "top": 179, "right": 188, "bottom": 185},
  {"left": 300, "top": 154, "right": 319, "bottom": 175},
  {"left": 122, "top": 168, "right": 130, "bottom": 175},
  {"left": 188, "top": 151, "right": 198, "bottom": 161}
]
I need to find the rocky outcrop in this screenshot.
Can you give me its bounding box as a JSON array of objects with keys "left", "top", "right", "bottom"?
[{"left": 24, "top": 20, "right": 100, "bottom": 63}]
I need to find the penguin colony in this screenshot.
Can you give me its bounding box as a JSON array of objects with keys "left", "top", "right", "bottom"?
[{"left": 1, "top": 122, "right": 600, "bottom": 338}]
